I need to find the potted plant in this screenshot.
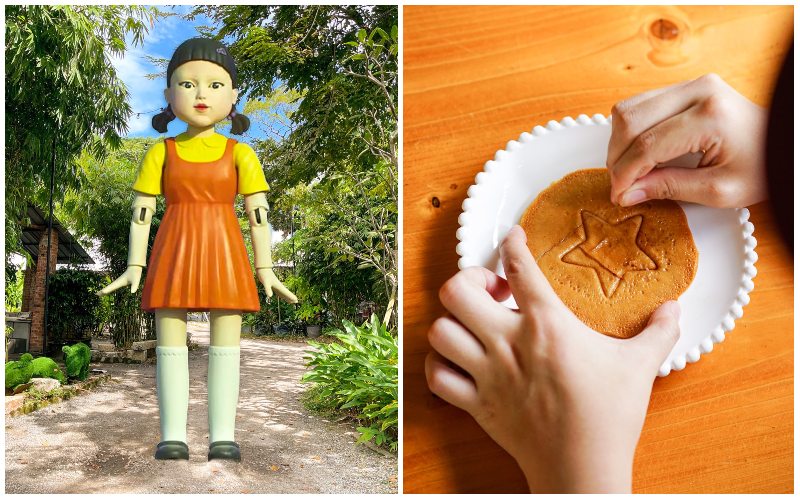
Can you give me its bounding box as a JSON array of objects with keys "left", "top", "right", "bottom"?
[
  {"left": 241, "top": 313, "right": 256, "bottom": 335},
  {"left": 296, "top": 302, "right": 324, "bottom": 338}
]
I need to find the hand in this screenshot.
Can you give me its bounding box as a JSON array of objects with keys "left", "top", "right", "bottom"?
[
  {"left": 607, "top": 73, "right": 769, "bottom": 208},
  {"left": 257, "top": 268, "right": 298, "bottom": 303},
  {"left": 425, "top": 226, "right": 680, "bottom": 493},
  {"left": 97, "top": 266, "right": 143, "bottom": 296}
]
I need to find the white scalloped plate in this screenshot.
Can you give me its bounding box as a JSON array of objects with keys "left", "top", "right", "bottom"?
[{"left": 456, "top": 114, "right": 757, "bottom": 376}]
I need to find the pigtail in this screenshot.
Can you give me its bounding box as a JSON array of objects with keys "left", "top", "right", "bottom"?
[
  {"left": 152, "top": 105, "right": 176, "bottom": 133},
  {"left": 228, "top": 105, "right": 250, "bottom": 135}
]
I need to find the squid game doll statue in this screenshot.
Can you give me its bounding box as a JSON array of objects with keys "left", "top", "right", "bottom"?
[{"left": 99, "top": 38, "right": 297, "bottom": 462}]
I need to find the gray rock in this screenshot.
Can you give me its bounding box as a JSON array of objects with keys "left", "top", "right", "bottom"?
[
  {"left": 5, "top": 394, "right": 26, "bottom": 416},
  {"left": 91, "top": 340, "right": 116, "bottom": 352},
  {"left": 30, "top": 378, "right": 60, "bottom": 392},
  {"left": 131, "top": 340, "right": 157, "bottom": 351}
]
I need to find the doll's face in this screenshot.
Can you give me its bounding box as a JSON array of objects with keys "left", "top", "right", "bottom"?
[{"left": 165, "top": 60, "right": 239, "bottom": 129}]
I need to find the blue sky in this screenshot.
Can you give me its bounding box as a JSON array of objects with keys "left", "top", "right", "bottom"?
[
  {"left": 110, "top": 6, "right": 206, "bottom": 138},
  {"left": 111, "top": 5, "right": 282, "bottom": 141}
]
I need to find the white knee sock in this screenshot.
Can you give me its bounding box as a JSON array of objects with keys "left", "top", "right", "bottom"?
[
  {"left": 207, "top": 346, "right": 240, "bottom": 443},
  {"left": 156, "top": 346, "right": 189, "bottom": 443}
]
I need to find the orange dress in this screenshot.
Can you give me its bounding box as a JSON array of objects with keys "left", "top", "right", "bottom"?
[{"left": 141, "top": 137, "right": 260, "bottom": 312}]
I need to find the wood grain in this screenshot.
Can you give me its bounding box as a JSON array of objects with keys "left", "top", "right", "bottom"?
[{"left": 402, "top": 5, "right": 793, "bottom": 494}]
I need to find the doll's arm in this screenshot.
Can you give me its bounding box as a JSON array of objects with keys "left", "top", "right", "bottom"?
[
  {"left": 97, "top": 193, "right": 157, "bottom": 296},
  {"left": 245, "top": 192, "right": 298, "bottom": 304}
]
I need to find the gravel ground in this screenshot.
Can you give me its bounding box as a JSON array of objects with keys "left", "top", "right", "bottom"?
[{"left": 5, "top": 322, "right": 397, "bottom": 494}]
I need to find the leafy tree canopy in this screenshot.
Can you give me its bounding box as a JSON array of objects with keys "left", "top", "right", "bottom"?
[
  {"left": 60, "top": 137, "right": 164, "bottom": 275},
  {"left": 191, "top": 5, "right": 397, "bottom": 199},
  {"left": 5, "top": 5, "right": 161, "bottom": 257},
  {"left": 59, "top": 137, "right": 161, "bottom": 346},
  {"left": 192, "top": 5, "right": 399, "bottom": 325}
]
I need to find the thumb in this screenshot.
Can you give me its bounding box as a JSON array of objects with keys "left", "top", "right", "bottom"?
[
  {"left": 499, "top": 225, "right": 560, "bottom": 308},
  {"left": 629, "top": 300, "right": 681, "bottom": 365},
  {"left": 618, "top": 166, "right": 719, "bottom": 207}
]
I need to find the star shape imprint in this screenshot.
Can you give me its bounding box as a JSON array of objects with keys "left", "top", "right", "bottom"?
[{"left": 561, "top": 211, "right": 657, "bottom": 298}]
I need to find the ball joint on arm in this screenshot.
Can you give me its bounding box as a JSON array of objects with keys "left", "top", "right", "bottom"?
[
  {"left": 98, "top": 193, "right": 156, "bottom": 296},
  {"left": 245, "top": 192, "right": 298, "bottom": 304}
]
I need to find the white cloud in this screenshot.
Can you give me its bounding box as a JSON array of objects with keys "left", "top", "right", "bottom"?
[
  {"left": 111, "top": 6, "right": 221, "bottom": 137},
  {"left": 110, "top": 46, "right": 165, "bottom": 137}
]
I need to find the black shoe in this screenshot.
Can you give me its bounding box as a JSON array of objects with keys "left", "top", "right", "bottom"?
[
  {"left": 208, "top": 441, "right": 240, "bottom": 462},
  {"left": 154, "top": 440, "right": 189, "bottom": 460}
]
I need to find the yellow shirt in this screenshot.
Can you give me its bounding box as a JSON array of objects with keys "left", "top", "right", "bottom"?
[{"left": 132, "top": 132, "right": 270, "bottom": 196}]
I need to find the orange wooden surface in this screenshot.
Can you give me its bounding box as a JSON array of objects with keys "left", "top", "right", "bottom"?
[{"left": 403, "top": 5, "right": 793, "bottom": 493}]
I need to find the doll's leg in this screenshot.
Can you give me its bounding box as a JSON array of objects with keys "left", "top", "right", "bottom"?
[
  {"left": 154, "top": 308, "right": 189, "bottom": 460},
  {"left": 207, "top": 309, "right": 242, "bottom": 461}
]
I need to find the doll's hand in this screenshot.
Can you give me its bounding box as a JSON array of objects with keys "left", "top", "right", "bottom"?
[
  {"left": 257, "top": 268, "right": 298, "bottom": 303},
  {"left": 607, "top": 73, "right": 768, "bottom": 208},
  {"left": 97, "top": 266, "right": 143, "bottom": 296},
  {"left": 425, "top": 226, "right": 680, "bottom": 493}
]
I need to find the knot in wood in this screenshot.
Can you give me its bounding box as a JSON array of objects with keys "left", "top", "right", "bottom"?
[{"left": 651, "top": 19, "right": 680, "bottom": 40}]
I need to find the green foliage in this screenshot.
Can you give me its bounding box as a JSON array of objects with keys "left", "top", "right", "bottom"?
[
  {"left": 62, "top": 342, "right": 91, "bottom": 381},
  {"left": 301, "top": 384, "right": 353, "bottom": 421},
  {"left": 5, "top": 5, "right": 161, "bottom": 258},
  {"left": 5, "top": 263, "right": 24, "bottom": 312},
  {"left": 46, "top": 269, "right": 107, "bottom": 347},
  {"left": 302, "top": 315, "right": 398, "bottom": 450},
  {"left": 5, "top": 326, "right": 13, "bottom": 360},
  {"left": 62, "top": 138, "right": 163, "bottom": 275},
  {"left": 60, "top": 138, "right": 160, "bottom": 347},
  {"left": 194, "top": 5, "right": 397, "bottom": 186},
  {"left": 274, "top": 164, "right": 396, "bottom": 327},
  {"left": 30, "top": 356, "right": 66, "bottom": 384},
  {"left": 5, "top": 353, "right": 34, "bottom": 389},
  {"left": 6, "top": 354, "right": 67, "bottom": 389},
  {"left": 244, "top": 271, "right": 304, "bottom": 335},
  {"left": 295, "top": 301, "right": 324, "bottom": 324},
  {"left": 191, "top": 6, "right": 398, "bottom": 326}
]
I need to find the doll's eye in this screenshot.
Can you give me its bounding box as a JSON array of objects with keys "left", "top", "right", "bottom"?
[
  {"left": 211, "top": 82, "right": 224, "bottom": 89},
  {"left": 179, "top": 81, "right": 194, "bottom": 89}
]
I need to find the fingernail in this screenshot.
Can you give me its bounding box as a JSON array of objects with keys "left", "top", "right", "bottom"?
[
  {"left": 663, "top": 300, "right": 681, "bottom": 318},
  {"left": 620, "top": 189, "right": 647, "bottom": 206},
  {"left": 506, "top": 225, "right": 526, "bottom": 241}
]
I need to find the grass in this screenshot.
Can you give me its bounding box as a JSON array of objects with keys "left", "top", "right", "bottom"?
[{"left": 25, "top": 386, "right": 74, "bottom": 404}]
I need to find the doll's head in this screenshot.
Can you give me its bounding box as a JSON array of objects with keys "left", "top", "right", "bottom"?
[{"left": 152, "top": 38, "right": 250, "bottom": 134}]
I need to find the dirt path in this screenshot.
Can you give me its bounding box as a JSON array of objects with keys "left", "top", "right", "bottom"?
[{"left": 4, "top": 322, "right": 397, "bottom": 494}]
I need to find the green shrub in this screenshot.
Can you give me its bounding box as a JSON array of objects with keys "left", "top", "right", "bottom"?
[
  {"left": 302, "top": 314, "right": 397, "bottom": 450},
  {"left": 47, "top": 268, "right": 107, "bottom": 346},
  {"left": 63, "top": 342, "right": 91, "bottom": 381},
  {"left": 5, "top": 263, "right": 24, "bottom": 312},
  {"left": 5, "top": 353, "right": 34, "bottom": 389},
  {"left": 30, "top": 356, "right": 66, "bottom": 384},
  {"left": 246, "top": 271, "right": 304, "bottom": 336}
]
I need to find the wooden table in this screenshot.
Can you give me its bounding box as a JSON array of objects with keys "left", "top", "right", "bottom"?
[{"left": 403, "top": 5, "right": 793, "bottom": 493}]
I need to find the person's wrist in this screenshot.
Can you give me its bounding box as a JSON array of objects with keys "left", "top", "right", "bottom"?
[
  {"left": 566, "top": 448, "right": 634, "bottom": 493},
  {"left": 518, "top": 448, "right": 633, "bottom": 493}
]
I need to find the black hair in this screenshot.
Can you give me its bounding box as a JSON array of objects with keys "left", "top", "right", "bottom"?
[
  {"left": 765, "top": 44, "right": 792, "bottom": 251},
  {"left": 227, "top": 106, "right": 250, "bottom": 135},
  {"left": 152, "top": 105, "right": 175, "bottom": 134},
  {"left": 152, "top": 37, "right": 250, "bottom": 134}
]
